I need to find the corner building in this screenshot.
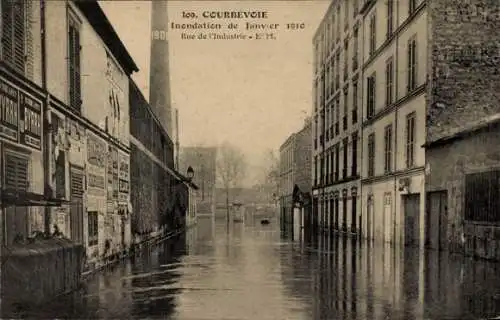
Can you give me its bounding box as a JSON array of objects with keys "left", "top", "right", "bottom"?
[{"left": 312, "top": 0, "right": 363, "bottom": 237}]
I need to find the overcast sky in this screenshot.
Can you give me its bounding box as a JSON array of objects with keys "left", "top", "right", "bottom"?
[{"left": 100, "top": 1, "right": 329, "bottom": 186}]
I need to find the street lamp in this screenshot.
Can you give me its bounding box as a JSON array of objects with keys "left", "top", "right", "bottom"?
[{"left": 186, "top": 166, "right": 194, "bottom": 181}]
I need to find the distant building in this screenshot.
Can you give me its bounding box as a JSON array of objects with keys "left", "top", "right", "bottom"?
[
  {"left": 279, "top": 118, "right": 312, "bottom": 230},
  {"left": 179, "top": 147, "right": 217, "bottom": 216}
]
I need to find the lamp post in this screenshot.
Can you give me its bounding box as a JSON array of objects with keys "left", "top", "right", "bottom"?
[{"left": 186, "top": 166, "right": 194, "bottom": 181}]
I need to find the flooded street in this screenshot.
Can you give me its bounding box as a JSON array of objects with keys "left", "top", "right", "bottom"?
[{"left": 10, "top": 217, "right": 500, "bottom": 320}]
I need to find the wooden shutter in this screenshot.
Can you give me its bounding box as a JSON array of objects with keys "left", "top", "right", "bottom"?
[
  {"left": 25, "top": 0, "right": 33, "bottom": 79},
  {"left": 70, "top": 169, "right": 84, "bottom": 199},
  {"left": 2, "top": 0, "right": 26, "bottom": 74},
  {"left": 12, "top": 0, "right": 25, "bottom": 74},
  {"left": 1, "top": 1, "right": 14, "bottom": 63},
  {"left": 4, "top": 152, "right": 29, "bottom": 192},
  {"left": 68, "top": 19, "right": 81, "bottom": 110}
]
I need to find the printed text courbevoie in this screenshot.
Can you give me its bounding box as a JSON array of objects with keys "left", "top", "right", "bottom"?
[{"left": 201, "top": 11, "right": 268, "bottom": 19}]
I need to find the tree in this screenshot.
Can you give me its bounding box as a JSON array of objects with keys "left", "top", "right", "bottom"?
[
  {"left": 216, "top": 142, "right": 247, "bottom": 225},
  {"left": 263, "top": 148, "right": 280, "bottom": 204}
]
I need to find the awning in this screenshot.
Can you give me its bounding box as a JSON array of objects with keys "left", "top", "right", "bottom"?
[{"left": 1, "top": 189, "right": 71, "bottom": 208}]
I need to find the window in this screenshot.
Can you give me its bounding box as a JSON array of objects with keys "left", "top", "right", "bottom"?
[
  {"left": 387, "top": 0, "right": 394, "bottom": 38},
  {"left": 405, "top": 112, "right": 416, "bottom": 168},
  {"left": 2, "top": 0, "right": 33, "bottom": 77},
  {"left": 336, "top": 6, "right": 341, "bottom": 42},
  {"left": 335, "top": 52, "right": 340, "bottom": 90},
  {"left": 386, "top": 57, "right": 394, "bottom": 106},
  {"left": 344, "top": 40, "right": 349, "bottom": 81},
  {"left": 330, "top": 150, "right": 334, "bottom": 182},
  {"left": 353, "top": 28, "right": 359, "bottom": 71},
  {"left": 320, "top": 156, "right": 325, "bottom": 185},
  {"left": 353, "top": 0, "right": 359, "bottom": 17},
  {"left": 330, "top": 59, "right": 335, "bottom": 94},
  {"left": 314, "top": 155, "right": 318, "bottom": 185},
  {"left": 366, "top": 73, "right": 376, "bottom": 119},
  {"left": 384, "top": 124, "right": 393, "bottom": 173},
  {"left": 343, "top": 138, "right": 348, "bottom": 179},
  {"left": 409, "top": 0, "right": 416, "bottom": 15},
  {"left": 343, "top": 88, "right": 348, "bottom": 130},
  {"left": 344, "top": 0, "right": 349, "bottom": 29},
  {"left": 335, "top": 144, "right": 340, "bottom": 181},
  {"left": 88, "top": 211, "right": 99, "bottom": 246},
  {"left": 335, "top": 97, "right": 340, "bottom": 135},
  {"left": 369, "top": 14, "right": 376, "bottom": 55},
  {"left": 68, "top": 13, "right": 82, "bottom": 110},
  {"left": 465, "top": 171, "right": 500, "bottom": 223},
  {"left": 352, "top": 80, "right": 358, "bottom": 124},
  {"left": 367, "top": 133, "right": 375, "bottom": 177},
  {"left": 407, "top": 36, "right": 418, "bottom": 92},
  {"left": 352, "top": 132, "right": 358, "bottom": 176}
]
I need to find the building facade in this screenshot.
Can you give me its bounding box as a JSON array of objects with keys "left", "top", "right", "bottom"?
[
  {"left": 1, "top": 0, "right": 46, "bottom": 246},
  {"left": 359, "top": 0, "right": 427, "bottom": 248},
  {"left": 424, "top": 1, "right": 500, "bottom": 260},
  {"left": 279, "top": 119, "right": 313, "bottom": 231},
  {"left": 179, "top": 147, "right": 217, "bottom": 216},
  {"left": 312, "top": 0, "right": 363, "bottom": 239},
  {"left": 279, "top": 133, "right": 295, "bottom": 227},
  {"left": 43, "top": 1, "right": 137, "bottom": 263},
  {"left": 0, "top": 0, "right": 137, "bottom": 264}
]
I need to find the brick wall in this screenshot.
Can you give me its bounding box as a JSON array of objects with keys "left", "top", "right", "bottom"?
[
  {"left": 426, "top": 126, "right": 500, "bottom": 259},
  {"left": 427, "top": 0, "right": 500, "bottom": 142}
]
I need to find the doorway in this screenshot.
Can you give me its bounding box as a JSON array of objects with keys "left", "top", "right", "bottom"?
[
  {"left": 367, "top": 196, "right": 374, "bottom": 241},
  {"left": 403, "top": 193, "right": 421, "bottom": 247},
  {"left": 426, "top": 191, "right": 447, "bottom": 250}
]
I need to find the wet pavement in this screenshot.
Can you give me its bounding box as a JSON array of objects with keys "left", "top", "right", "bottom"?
[{"left": 6, "top": 216, "right": 500, "bottom": 319}]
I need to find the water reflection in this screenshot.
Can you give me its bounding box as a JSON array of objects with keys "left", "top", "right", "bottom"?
[{"left": 5, "top": 218, "right": 500, "bottom": 319}]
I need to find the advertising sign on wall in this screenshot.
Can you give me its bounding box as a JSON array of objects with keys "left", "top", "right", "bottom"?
[
  {"left": 87, "top": 132, "right": 106, "bottom": 197},
  {"left": 118, "top": 152, "right": 129, "bottom": 204},
  {"left": 20, "top": 92, "right": 42, "bottom": 150},
  {"left": 0, "top": 78, "right": 20, "bottom": 142}
]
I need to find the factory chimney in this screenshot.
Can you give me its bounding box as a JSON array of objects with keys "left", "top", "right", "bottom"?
[{"left": 149, "top": 0, "right": 173, "bottom": 136}]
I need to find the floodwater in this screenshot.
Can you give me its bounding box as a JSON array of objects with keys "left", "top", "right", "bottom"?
[{"left": 8, "top": 216, "right": 500, "bottom": 319}]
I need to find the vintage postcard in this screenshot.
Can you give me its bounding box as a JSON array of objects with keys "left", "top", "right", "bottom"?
[{"left": 1, "top": 0, "right": 499, "bottom": 319}]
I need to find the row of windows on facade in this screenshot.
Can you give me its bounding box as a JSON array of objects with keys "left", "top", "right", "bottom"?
[
  {"left": 315, "top": 0, "right": 420, "bottom": 71},
  {"left": 2, "top": 1, "right": 125, "bottom": 119},
  {"left": 316, "top": 195, "right": 359, "bottom": 233},
  {"left": 314, "top": 0, "right": 360, "bottom": 71},
  {"left": 366, "top": 111, "right": 416, "bottom": 178},
  {"left": 313, "top": 79, "right": 359, "bottom": 150},
  {"left": 314, "top": 109, "right": 416, "bottom": 182},
  {"left": 314, "top": 33, "right": 418, "bottom": 150},
  {"left": 313, "top": 133, "right": 358, "bottom": 186}
]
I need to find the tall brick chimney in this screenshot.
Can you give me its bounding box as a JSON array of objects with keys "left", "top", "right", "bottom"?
[{"left": 149, "top": 0, "right": 172, "bottom": 136}]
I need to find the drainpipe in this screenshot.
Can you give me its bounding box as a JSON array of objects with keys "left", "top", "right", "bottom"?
[
  {"left": 393, "top": 0, "right": 400, "bottom": 247},
  {"left": 41, "top": 0, "right": 53, "bottom": 235}
]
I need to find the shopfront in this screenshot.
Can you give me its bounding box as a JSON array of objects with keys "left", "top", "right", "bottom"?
[{"left": 0, "top": 76, "right": 46, "bottom": 245}]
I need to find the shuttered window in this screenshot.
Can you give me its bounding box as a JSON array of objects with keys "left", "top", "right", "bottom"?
[
  {"left": 88, "top": 211, "right": 98, "bottom": 246},
  {"left": 4, "top": 152, "right": 29, "bottom": 191},
  {"left": 70, "top": 169, "right": 84, "bottom": 199},
  {"left": 68, "top": 15, "right": 81, "bottom": 110},
  {"left": 1, "top": 0, "right": 33, "bottom": 77}
]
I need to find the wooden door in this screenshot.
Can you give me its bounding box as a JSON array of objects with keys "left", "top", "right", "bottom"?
[{"left": 403, "top": 193, "right": 420, "bottom": 247}]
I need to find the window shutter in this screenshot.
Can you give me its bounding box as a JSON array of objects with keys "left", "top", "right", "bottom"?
[
  {"left": 69, "top": 24, "right": 75, "bottom": 107},
  {"left": 406, "top": 41, "right": 413, "bottom": 92},
  {"left": 5, "top": 153, "right": 29, "bottom": 192},
  {"left": 12, "top": 0, "right": 25, "bottom": 74},
  {"left": 2, "top": 1, "right": 14, "bottom": 63},
  {"left": 74, "top": 27, "right": 81, "bottom": 108},
  {"left": 25, "top": 0, "right": 33, "bottom": 79}
]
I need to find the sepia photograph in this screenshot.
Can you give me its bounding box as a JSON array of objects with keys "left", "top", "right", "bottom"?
[{"left": 0, "top": 0, "right": 500, "bottom": 319}]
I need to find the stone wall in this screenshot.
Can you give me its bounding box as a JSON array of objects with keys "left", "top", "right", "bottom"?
[
  {"left": 2, "top": 239, "right": 84, "bottom": 310},
  {"left": 427, "top": 0, "right": 500, "bottom": 143}
]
